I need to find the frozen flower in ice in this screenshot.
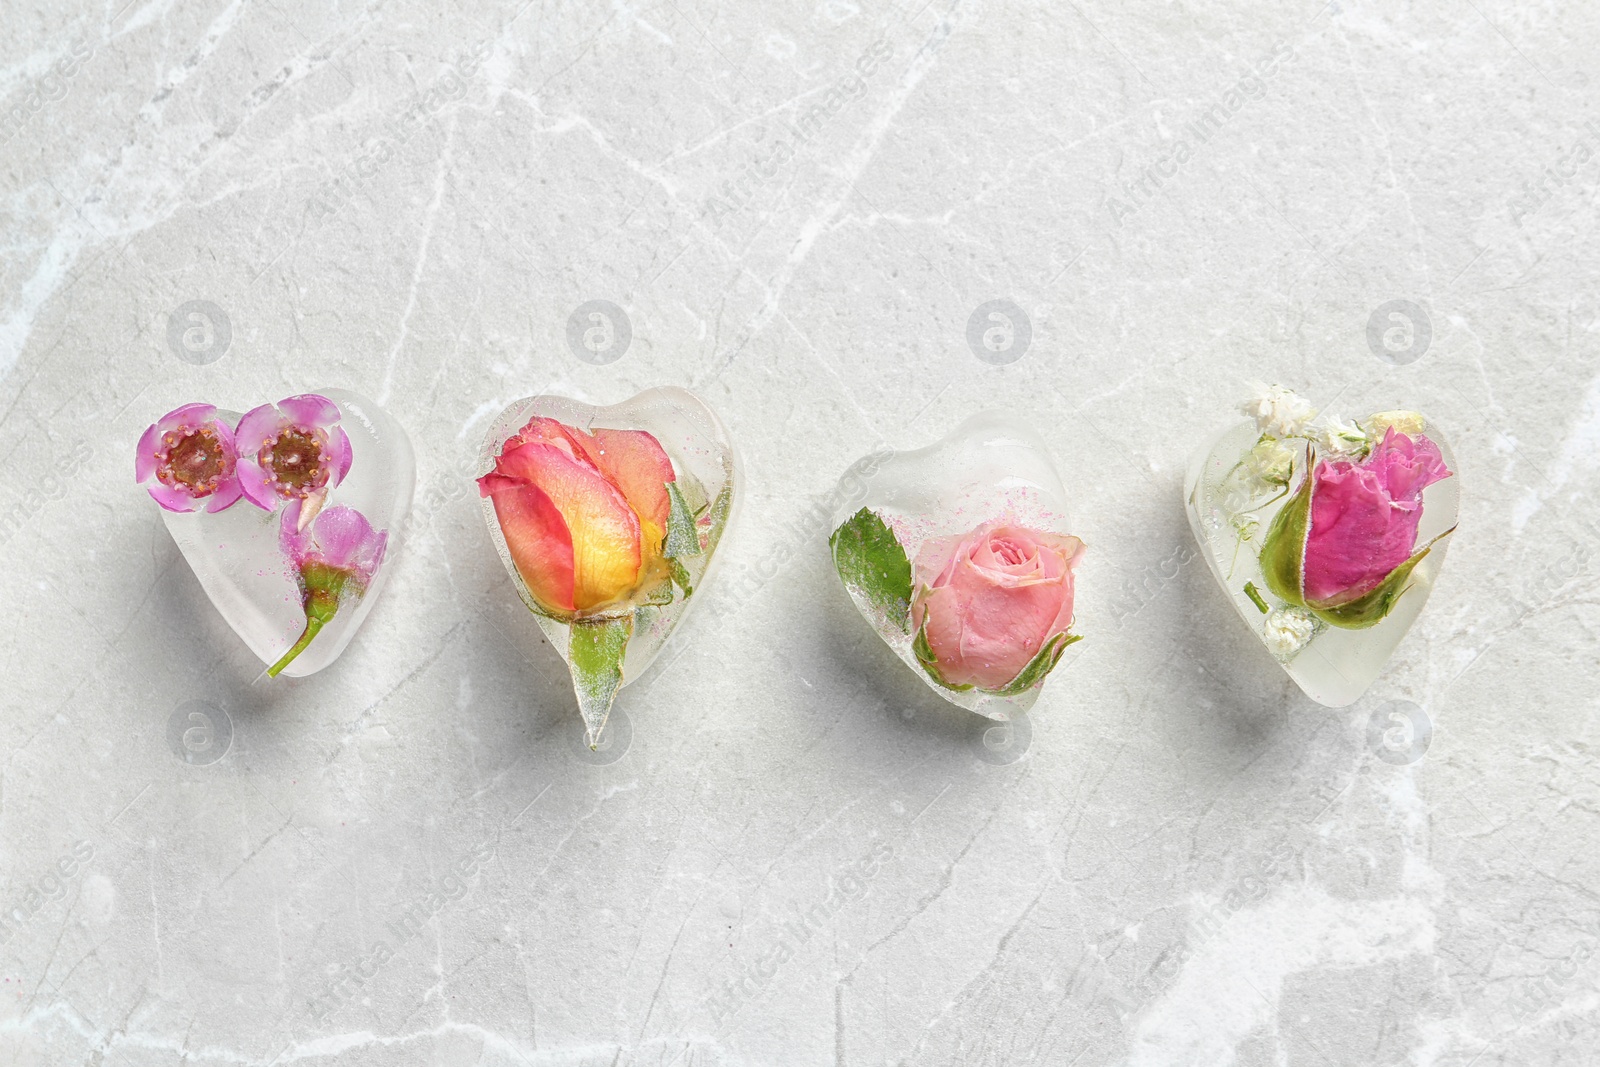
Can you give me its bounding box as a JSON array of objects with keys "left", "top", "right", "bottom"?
[
  {"left": 1259, "top": 427, "right": 1454, "bottom": 628},
  {"left": 477, "top": 415, "right": 677, "bottom": 618},
  {"left": 135, "top": 403, "right": 243, "bottom": 513},
  {"left": 1240, "top": 383, "right": 1316, "bottom": 439},
  {"left": 267, "top": 497, "right": 388, "bottom": 677},
  {"left": 1263, "top": 606, "right": 1317, "bottom": 660},
  {"left": 910, "top": 522, "right": 1085, "bottom": 693},
  {"left": 1242, "top": 438, "right": 1296, "bottom": 489},
  {"left": 1362, "top": 410, "right": 1426, "bottom": 439},
  {"left": 1311, "top": 414, "right": 1369, "bottom": 456},
  {"left": 235, "top": 394, "right": 353, "bottom": 513}
]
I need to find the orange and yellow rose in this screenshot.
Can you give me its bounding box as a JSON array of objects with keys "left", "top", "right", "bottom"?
[{"left": 477, "top": 416, "right": 675, "bottom": 617}]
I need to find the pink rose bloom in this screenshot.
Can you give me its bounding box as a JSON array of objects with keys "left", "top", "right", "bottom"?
[
  {"left": 911, "top": 523, "right": 1086, "bottom": 691},
  {"left": 1302, "top": 428, "right": 1452, "bottom": 605}
]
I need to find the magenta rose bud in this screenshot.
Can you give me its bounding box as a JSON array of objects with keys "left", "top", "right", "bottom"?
[
  {"left": 910, "top": 523, "right": 1086, "bottom": 692},
  {"left": 1302, "top": 428, "right": 1451, "bottom": 603},
  {"left": 1261, "top": 427, "right": 1454, "bottom": 628}
]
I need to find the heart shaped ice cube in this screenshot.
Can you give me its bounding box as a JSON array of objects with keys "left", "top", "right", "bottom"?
[
  {"left": 152, "top": 388, "right": 415, "bottom": 677},
  {"left": 477, "top": 387, "right": 737, "bottom": 746},
  {"left": 1184, "top": 402, "right": 1459, "bottom": 706},
  {"left": 828, "top": 412, "right": 1087, "bottom": 721}
]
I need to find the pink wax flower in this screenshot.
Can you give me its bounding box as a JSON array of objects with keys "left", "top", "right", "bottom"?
[
  {"left": 135, "top": 403, "right": 243, "bottom": 513},
  {"left": 267, "top": 497, "right": 388, "bottom": 677},
  {"left": 1302, "top": 428, "right": 1452, "bottom": 605},
  {"left": 235, "top": 394, "right": 353, "bottom": 511},
  {"left": 910, "top": 522, "right": 1086, "bottom": 692}
]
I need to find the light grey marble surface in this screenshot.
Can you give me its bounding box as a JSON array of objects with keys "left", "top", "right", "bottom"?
[{"left": 2, "top": 1, "right": 1598, "bottom": 1064}]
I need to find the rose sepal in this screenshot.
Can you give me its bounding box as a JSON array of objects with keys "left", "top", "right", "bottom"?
[
  {"left": 991, "top": 630, "right": 1082, "bottom": 696},
  {"left": 569, "top": 613, "right": 633, "bottom": 748},
  {"left": 1305, "top": 526, "right": 1456, "bottom": 630},
  {"left": 1257, "top": 451, "right": 1314, "bottom": 607},
  {"left": 912, "top": 619, "right": 975, "bottom": 692}
]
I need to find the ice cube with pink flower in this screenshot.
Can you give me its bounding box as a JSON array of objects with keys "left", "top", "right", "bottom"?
[
  {"left": 1185, "top": 389, "right": 1459, "bottom": 707},
  {"left": 134, "top": 388, "right": 413, "bottom": 678},
  {"left": 827, "top": 412, "right": 1087, "bottom": 721}
]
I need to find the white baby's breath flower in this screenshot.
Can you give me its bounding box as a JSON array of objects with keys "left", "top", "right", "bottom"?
[
  {"left": 1363, "top": 410, "right": 1426, "bottom": 438},
  {"left": 1240, "top": 383, "right": 1316, "bottom": 438},
  {"left": 1242, "top": 438, "right": 1295, "bottom": 488},
  {"left": 1263, "top": 606, "right": 1318, "bottom": 661},
  {"left": 1311, "top": 414, "right": 1368, "bottom": 456}
]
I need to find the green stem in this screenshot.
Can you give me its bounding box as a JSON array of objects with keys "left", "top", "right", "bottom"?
[
  {"left": 1241, "top": 486, "right": 1290, "bottom": 514},
  {"left": 267, "top": 616, "right": 326, "bottom": 677},
  {"left": 266, "top": 584, "right": 342, "bottom": 678}
]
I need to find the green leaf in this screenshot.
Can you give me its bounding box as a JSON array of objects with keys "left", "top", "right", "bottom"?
[
  {"left": 663, "top": 481, "right": 701, "bottom": 558},
  {"left": 668, "top": 557, "right": 693, "bottom": 598},
  {"left": 829, "top": 507, "right": 913, "bottom": 633},
  {"left": 912, "top": 620, "right": 975, "bottom": 692},
  {"left": 1307, "top": 528, "right": 1454, "bottom": 630},
  {"left": 1257, "top": 467, "right": 1314, "bottom": 607},
  {"left": 569, "top": 616, "right": 632, "bottom": 747},
  {"left": 991, "top": 632, "right": 1083, "bottom": 696},
  {"left": 703, "top": 479, "right": 734, "bottom": 552},
  {"left": 1243, "top": 581, "right": 1270, "bottom": 614},
  {"left": 644, "top": 580, "right": 675, "bottom": 606},
  {"left": 676, "top": 470, "right": 709, "bottom": 516}
]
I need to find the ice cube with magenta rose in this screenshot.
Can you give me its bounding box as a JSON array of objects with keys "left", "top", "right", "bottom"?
[
  {"left": 1184, "top": 384, "right": 1459, "bottom": 706},
  {"left": 828, "top": 412, "right": 1087, "bottom": 721}
]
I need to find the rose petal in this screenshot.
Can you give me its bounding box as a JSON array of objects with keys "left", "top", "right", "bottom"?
[
  {"left": 912, "top": 525, "right": 1084, "bottom": 691},
  {"left": 941, "top": 557, "right": 1065, "bottom": 686},
  {"left": 277, "top": 393, "right": 340, "bottom": 429},
  {"left": 481, "top": 473, "right": 577, "bottom": 614},
  {"left": 588, "top": 428, "right": 674, "bottom": 549},
  {"left": 506, "top": 416, "right": 599, "bottom": 468},
  {"left": 135, "top": 423, "right": 161, "bottom": 482},
  {"left": 493, "top": 441, "right": 641, "bottom": 611},
  {"left": 912, "top": 531, "right": 967, "bottom": 591}
]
